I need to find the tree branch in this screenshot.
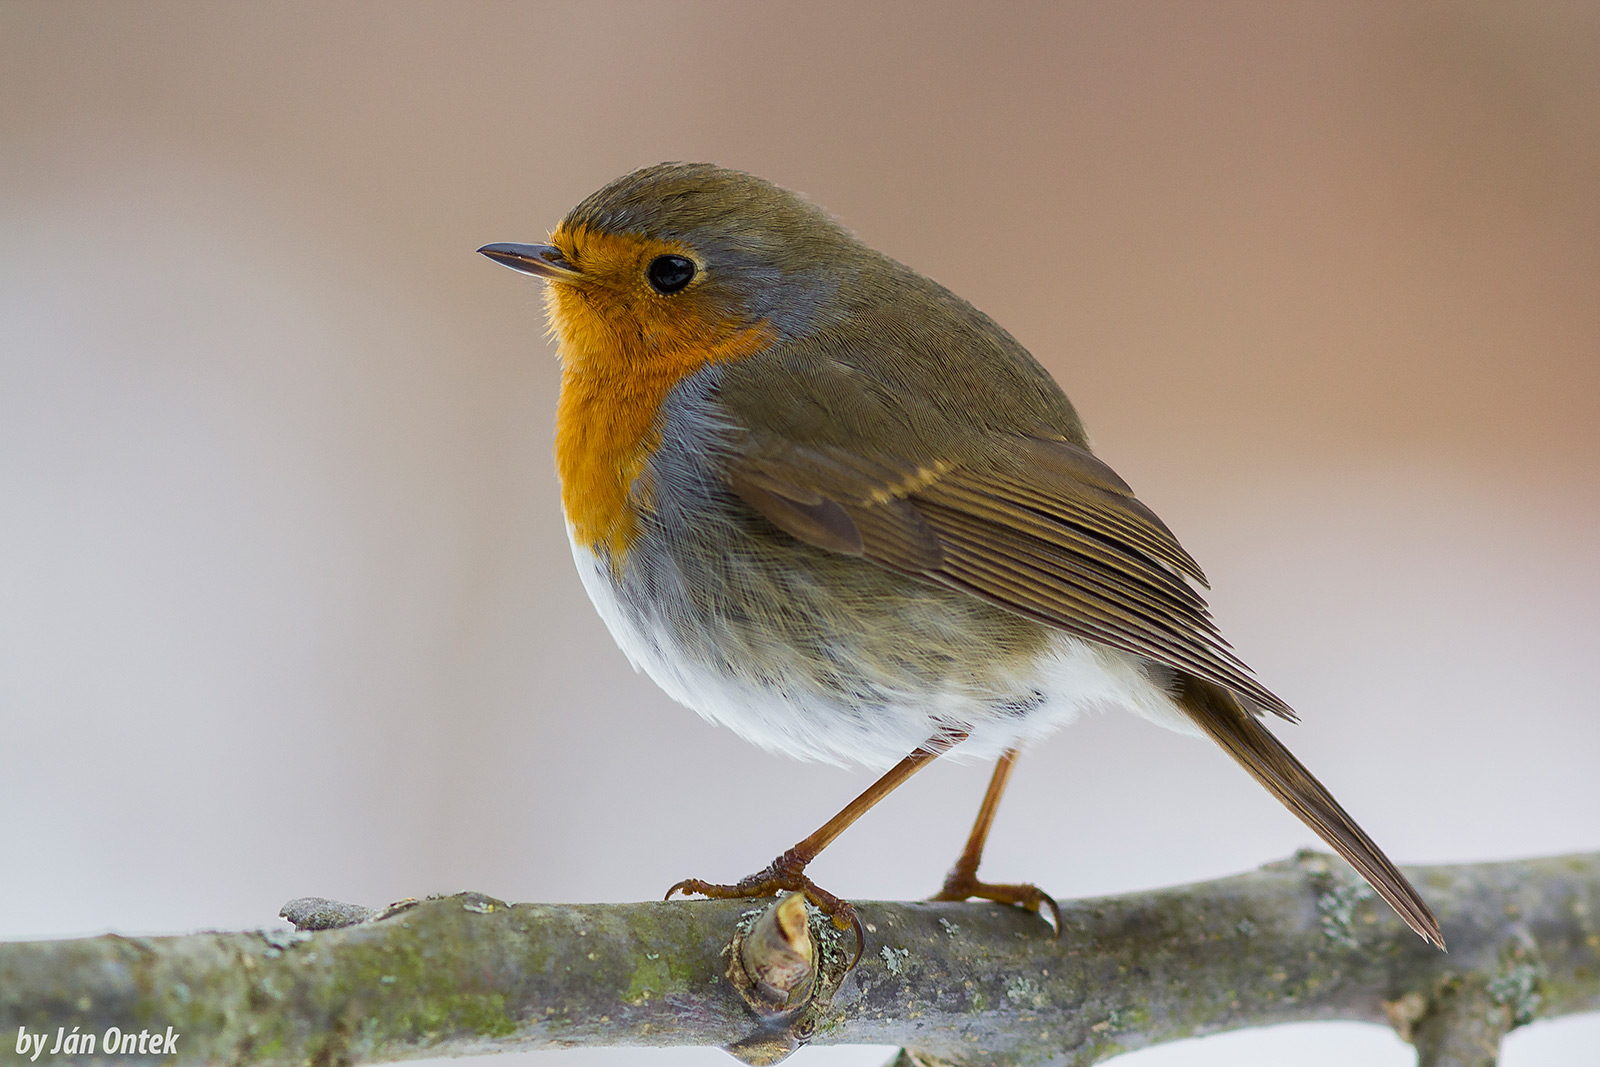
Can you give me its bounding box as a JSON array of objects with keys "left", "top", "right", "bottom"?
[{"left": 2, "top": 852, "right": 1595, "bottom": 1066}]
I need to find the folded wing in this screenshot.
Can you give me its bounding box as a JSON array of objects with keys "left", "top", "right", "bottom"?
[{"left": 727, "top": 431, "right": 1296, "bottom": 721}]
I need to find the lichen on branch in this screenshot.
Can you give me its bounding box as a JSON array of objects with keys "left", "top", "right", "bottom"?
[{"left": 1, "top": 853, "right": 1596, "bottom": 1066}]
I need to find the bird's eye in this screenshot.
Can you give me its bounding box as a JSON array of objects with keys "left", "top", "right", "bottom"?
[{"left": 646, "top": 255, "right": 696, "bottom": 294}]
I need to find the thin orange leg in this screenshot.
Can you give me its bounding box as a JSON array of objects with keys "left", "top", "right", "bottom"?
[
  {"left": 668, "top": 729, "right": 967, "bottom": 966},
  {"left": 931, "top": 748, "right": 1061, "bottom": 933}
]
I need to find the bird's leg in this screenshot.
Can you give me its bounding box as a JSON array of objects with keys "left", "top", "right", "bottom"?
[
  {"left": 668, "top": 729, "right": 968, "bottom": 965},
  {"left": 931, "top": 748, "right": 1061, "bottom": 933}
]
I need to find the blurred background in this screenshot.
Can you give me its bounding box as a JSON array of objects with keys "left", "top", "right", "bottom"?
[{"left": 2, "top": 3, "right": 1596, "bottom": 1065}]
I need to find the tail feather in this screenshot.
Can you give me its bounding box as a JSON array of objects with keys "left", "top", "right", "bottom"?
[{"left": 1178, "top": 677, "right": 1445, "bottom": 949}]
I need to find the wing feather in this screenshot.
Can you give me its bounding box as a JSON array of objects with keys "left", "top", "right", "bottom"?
[
  {"left": 725, "top": 432, "right": 1296, "bottom": 720},
  {"left": 929, "top": 522, "right": 1286, "bottom": 714}
]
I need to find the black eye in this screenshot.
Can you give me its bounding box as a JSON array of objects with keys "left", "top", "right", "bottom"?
[{"left": 646, "top": 254, "right": 696, "bottom": 294}]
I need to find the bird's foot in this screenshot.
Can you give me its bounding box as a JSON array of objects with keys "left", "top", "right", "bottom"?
[
  {"left": 932, "top": 868, "right": 1062, "bottom": 936},
  {"left": 667, "top": 849, "right": 865, "bottom": 969}
]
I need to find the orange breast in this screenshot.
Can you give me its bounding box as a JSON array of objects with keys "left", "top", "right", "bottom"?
[{"left": 545, "top": 227, "right": 773, "bottom": 560}]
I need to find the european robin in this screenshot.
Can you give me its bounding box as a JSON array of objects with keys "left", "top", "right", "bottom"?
[{"left": 479, "top": 162, "right": 1444, "bottom": 959}]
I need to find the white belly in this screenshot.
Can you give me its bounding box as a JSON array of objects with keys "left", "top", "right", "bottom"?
[{"left": 570, "top": 533, "right": 1200, "bottom": 770}]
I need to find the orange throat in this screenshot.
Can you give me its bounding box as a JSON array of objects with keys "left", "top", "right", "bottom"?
[{"left": 546, "top": 269, "right": 772, "bottom": 561}]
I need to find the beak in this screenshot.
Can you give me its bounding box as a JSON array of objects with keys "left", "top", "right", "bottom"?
[{"left": 477, "top": 242, "right": 583, "bottom": 281}]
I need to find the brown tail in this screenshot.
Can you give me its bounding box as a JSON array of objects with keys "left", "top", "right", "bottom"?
[{"left": 1177, "top": 676, "right": 1445, "bottom": 949}]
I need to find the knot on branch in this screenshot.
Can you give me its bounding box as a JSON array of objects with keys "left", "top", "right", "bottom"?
[
  {"left": 1394, "top": 925, "right": 1552, "bottom": 1067},
  {"left": 724, "top": 893, "right": 853, "bottom": 1066}
]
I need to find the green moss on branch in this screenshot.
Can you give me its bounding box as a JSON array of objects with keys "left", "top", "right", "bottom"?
[{"left": 1, "top": 853, "right": 1595, "bottom": 1066}]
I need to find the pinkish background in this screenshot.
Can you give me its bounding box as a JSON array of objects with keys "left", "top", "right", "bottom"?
[{"left": 2, "top": 4, "right": 1596, "bottom": 1065}]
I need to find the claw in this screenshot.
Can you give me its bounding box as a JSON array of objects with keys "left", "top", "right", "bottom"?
[
  {"left": 824, "top": 897, "right": 866, "bottom": 971},
  {"left": 665, "top": 862, "right": 866, "bottom": 971},
  {"left": 933, "top": 872, "right": 1061, "bottom": 938},
  {"left": 665, "top": 878, "right": 708, "bottom": 902},
  {"left": 1041, "top": 891, "right": 1063, "bottom": 938}
]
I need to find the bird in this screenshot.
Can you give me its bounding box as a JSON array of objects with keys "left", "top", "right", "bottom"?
[{"left": 478, "top": 162, "right": 1444, "bottom": 962}]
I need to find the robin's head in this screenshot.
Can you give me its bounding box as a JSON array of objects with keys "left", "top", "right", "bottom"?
[
  {"left": 481, "top": 164, "right": 880, "bottom": 557},
  {"left": 480, "top": 163, "right": 865, "bottom": 374}
]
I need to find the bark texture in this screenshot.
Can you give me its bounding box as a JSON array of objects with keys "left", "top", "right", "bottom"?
[{"left": 1, "top": 851, "right": 1596, "bottom": 1066}]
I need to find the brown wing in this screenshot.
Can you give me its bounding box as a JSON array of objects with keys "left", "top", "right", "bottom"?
[
  {"left": 726, "top": 432, "right": 1296, "bottom": 721},
  {"left": 726, "top": 432, "right": 1446, "bottom": 947}
]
